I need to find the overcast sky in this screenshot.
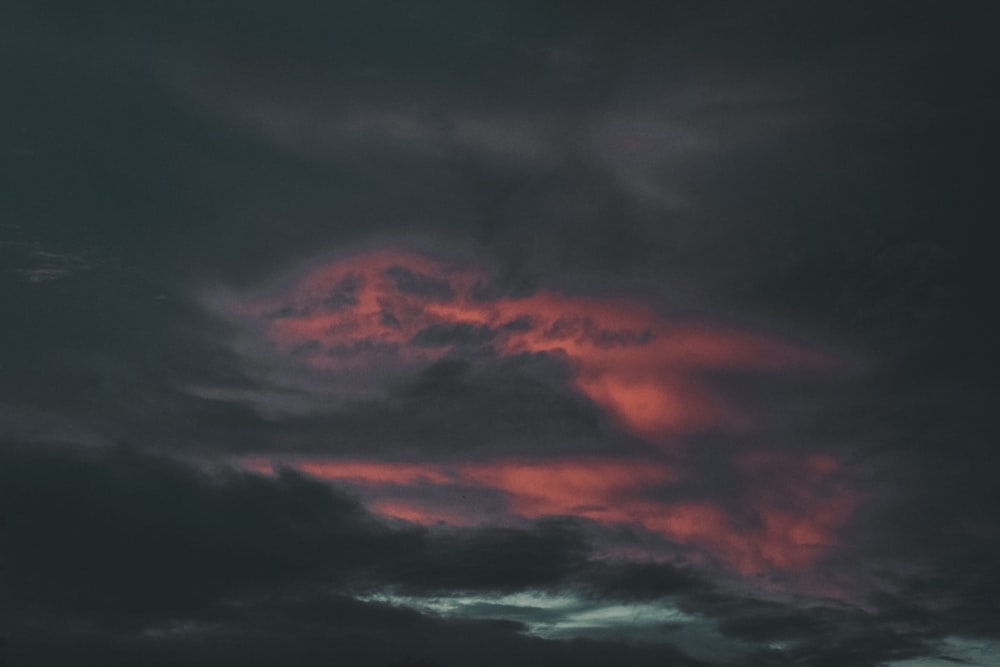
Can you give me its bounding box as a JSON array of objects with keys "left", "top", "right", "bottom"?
[{"left": 2, "top": 2, "right": 999, "bottom": 666}]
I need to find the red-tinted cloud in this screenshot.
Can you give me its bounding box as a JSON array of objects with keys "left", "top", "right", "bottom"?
[
  {"left": 242, "top": 452, "right": 857, "bottom": 575},
  {"left": 459, "top": 459, "right": 676, "bottom": 524},
  {"left": 224, "top": 246, "right": 856, "bottom": 577},
  {"left": 369, "top": 499, "right": 477, "bottom": 527},
  {"left": 461, "top": 454, "right": 857, "bottom": 575},
  {"left": 295, "top": 460, "right": 450, "bottom": 485},
  {"left": 218, "top": 247, "right": 828, "bottom": 439}
]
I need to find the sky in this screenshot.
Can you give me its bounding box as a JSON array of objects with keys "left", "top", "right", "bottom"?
[{"left": 1, "top": 2, "right": 998, "bottom": 666}]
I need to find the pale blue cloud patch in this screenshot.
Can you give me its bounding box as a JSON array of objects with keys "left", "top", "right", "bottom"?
[
  {"left": 886, "top": 637, "right": 1000, "bottom": 667},
  {"left": 356, "top": 590, "right": 744, "bottom": 663}
]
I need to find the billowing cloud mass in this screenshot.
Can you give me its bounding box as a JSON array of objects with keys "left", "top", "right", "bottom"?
[
  {"left": 3, "top": 1, "right": 998, "bottom": 666},
  {"left": 213, "top": 247, "right": 857, "bottom": 577},
  {"left": 212, "top": 247, "right": 829, "bottom": 435}
]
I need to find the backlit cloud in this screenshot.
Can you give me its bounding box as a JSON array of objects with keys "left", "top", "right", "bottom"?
[
  {"left": 212, "top": 246, "right": 857, "bottom": 578},
  {"left": 210, "top": 246, "right": 831, "bottom": 439}
]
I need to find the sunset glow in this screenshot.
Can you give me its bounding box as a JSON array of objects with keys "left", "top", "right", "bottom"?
[
  {"left": 217, "top": 248, "right": 829, "bottom": 438},
  {"left": 218, "top": 247, "right": 859, "bottom": 577}
]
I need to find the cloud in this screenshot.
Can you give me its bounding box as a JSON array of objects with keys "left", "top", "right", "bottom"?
[
  {"left": 205, "top": 246, "right": 830, "bottom": 439},
  {"left": 1, "top": 441, "right": 960, "bottom": 667},
  {"left": 194, "top": 245, "right": 861, "bottom": 579},
  {"left": 5, "top": 2, "right": 998, "bottom": 665},
  {"left": 0, "top": 444, "right": 600, "bottom": 667},
  {"left": 0, "top": 442, "right": 717, "bottom": 665}
]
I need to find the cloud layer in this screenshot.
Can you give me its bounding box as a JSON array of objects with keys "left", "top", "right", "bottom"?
[{"left": 2, "top": 1, "right": 998, "bottom": 665}]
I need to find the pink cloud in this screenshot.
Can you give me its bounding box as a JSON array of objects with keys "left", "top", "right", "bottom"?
[
  {"left": 216, "top": 247, "right": 830, "bottom": 440},
  {"left": 224, "top": 246, "right": 857, "bottom": 579}
]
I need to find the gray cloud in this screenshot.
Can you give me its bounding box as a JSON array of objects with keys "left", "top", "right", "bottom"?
[
  {"left": 6, "top": 443, "right": 993, "bottom": 667},
  {"left": 2, "top": 1, "right": 998, "bottom": 664}
]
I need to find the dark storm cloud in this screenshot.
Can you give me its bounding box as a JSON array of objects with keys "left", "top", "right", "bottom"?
[
  {"left": 0, "top": 441, "right": 959, "bottom": 667},
  {"left": 1, "top": 443, "right": 389, "bottom": 621},
  {"left": 15, "top": 612, "right": 713, "bottom": 667},
  {"left": 170, "top": 349, "right": 612, "bottom": 458},
  {"left": 2, "top": 0, "right": 999, "bottom": 665},
  {"left": 382, "top": 522, "right": 589, "bottom": 594},
  {"left": 0, "top": 442, "right": 718, "bottom": 666},
  {"left": 5, "top": 0, "right": 995, "bottom": 290},
  {"left": 575, "top": 561, "right": 709, "bottom": 602},
  {"left": 370, "top": 355, "right": 610, "bottom": 456},
  {"left": 567, "top": 540, "right": 981, "bottom": 665},
  {"left": 0, "top": 443, "right": 597, "bottom": 613},
  {"left": 583, "top": 568, "right": 941, "bottom": 667}
]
